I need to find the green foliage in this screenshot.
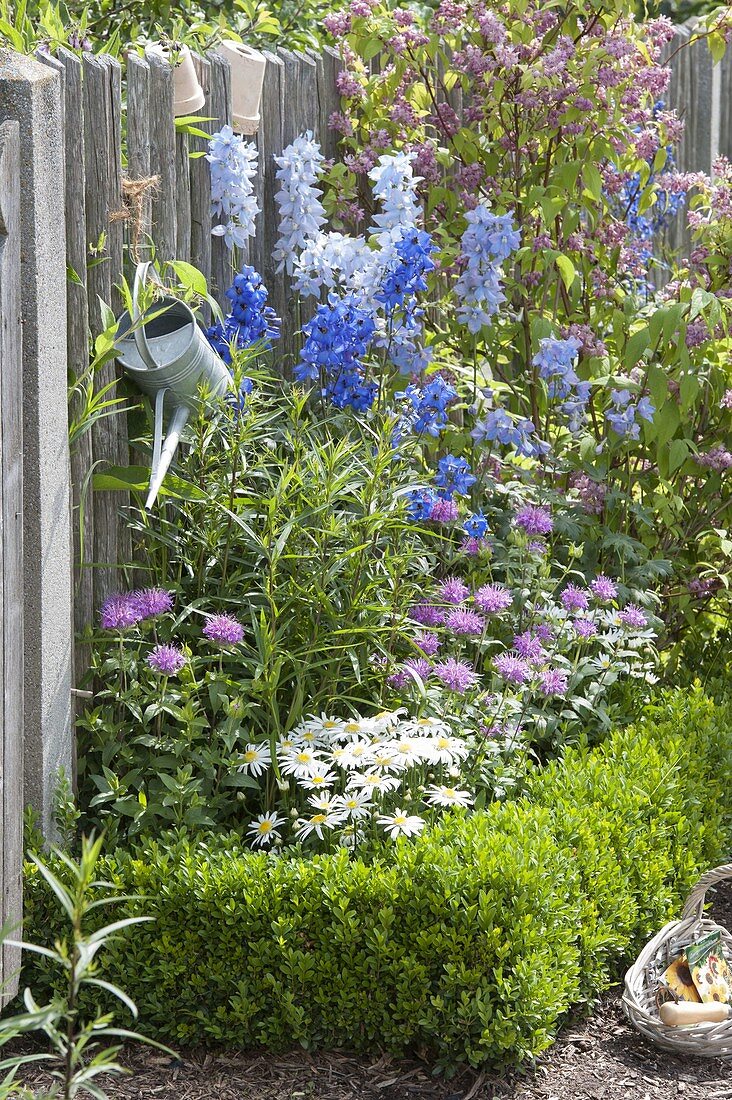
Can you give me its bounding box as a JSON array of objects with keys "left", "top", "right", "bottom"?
[
  {"left": 0, "top": 0, "right": 336, "bottom": 55},
  {"left": 23, "top": 687, "right": 732, "bottom": 1070},
  {"left": 1, "top": 835, "right": 172, "bottom": 1099},
  {"left": 78, "top": 374, "right": 427, "bottom": 842}
]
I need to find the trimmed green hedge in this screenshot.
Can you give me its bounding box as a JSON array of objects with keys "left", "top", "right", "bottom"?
[{"left": 21, "top": 688, "right": 732, "bottom": 1070}]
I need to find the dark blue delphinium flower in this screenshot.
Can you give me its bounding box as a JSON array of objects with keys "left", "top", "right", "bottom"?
[
  {"left": 435, "top": 455, "right": 476, "bottom": 498},
  {"left": 207, "top": 266, "right": 280, "bottom": 365},
  {"left": 295, "top": 294, "right": 377, "bottom": 412},
  {"left": 376, "top": 228, "right": 437, "bottom": 311}
]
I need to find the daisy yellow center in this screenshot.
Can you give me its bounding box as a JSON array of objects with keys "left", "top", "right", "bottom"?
[
  {"left": 296, "top": 752, "right": 312, "bottom": 763},
  {"left": 345, "top": 722, "right": 360, "bottom": 733},
  {"left": 311, "top": 775, "right": 326, "bottom": 785},
  {"left": 312, "top": 814, "right": 327, "bottom": 824},
  {"left": 258, "top": 820, "right": 273, "bottom": 833},
  {"left": 364, "top": 776, "right": 380, "bottom": 786},
  {"left": 244, "top": 751, "right": 257, "bottom": 762},
  {"left": 323, "top": 721, "right": 339, "bottom": 729},
  {"left": 436, "top": 737, "right": 450, "bottom": 749},
  {"left": 345, "top": 799, "right": 359, "bottom": 809},
  {"left": 444, "top": 788, "right": 456, "bottom": 798},
  {"left": 352, "top": 745, "right": 366, "bottom": 756},
  {"left": 393, "top": 815, "right": 407, "bottom": 826},
  {"left": 397, "top": 742, "right": 413, "bottom": 753}
]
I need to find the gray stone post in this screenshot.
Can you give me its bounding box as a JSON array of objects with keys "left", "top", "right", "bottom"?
[{"left": 0, "top": 51, "right": 72, "bottom": 835}]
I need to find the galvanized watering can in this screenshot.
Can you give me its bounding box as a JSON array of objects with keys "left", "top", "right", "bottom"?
[{"left": 115, "top": 262, "right": 232, "bottom": 509}]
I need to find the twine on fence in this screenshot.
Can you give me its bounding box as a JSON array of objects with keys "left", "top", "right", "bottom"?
[{"left": 110, "top": 175, "right": 160, "bottom": 262}]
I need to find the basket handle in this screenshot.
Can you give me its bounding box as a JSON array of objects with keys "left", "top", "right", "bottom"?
[{"left": 681, "top": 863, "right": 732, "bottom": 921}]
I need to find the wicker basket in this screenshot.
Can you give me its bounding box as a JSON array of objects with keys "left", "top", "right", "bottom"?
[{"left": 623, "top": 863, "right": 732, "bottom": 1057}]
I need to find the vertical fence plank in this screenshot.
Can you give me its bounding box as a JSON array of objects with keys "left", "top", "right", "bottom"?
[
  {"left": 313, "top": 46, "right": 344, "bottom": 162},
  {"left": 58, "top": 48, "right": 94, "bottom": 692},
  {"left": 190, "top": 53, "right": 213, "bottom": 297},
  {"left": 0, "top": 120, "right": 24, "bottom": 1007},
  {"left": 257, "top": 51, "right": 285, "bottom": 345},
  {"left": 718, "top": 47, "right": 732, "bottom": 161},
  {"left": 176, "top": 128, "right": 192, "bottom": 263},
  {"left": 126, "top": 52, "right": 153, "bottom": 261},
  {"left": 84, "top": 54, "right": 126, "bottom": 607},
  {"left": 208, "top": 52, "right": 234, "bottom": 307},
  {"left": 145, "top": 47, "right": 177, "bottom": 263}
]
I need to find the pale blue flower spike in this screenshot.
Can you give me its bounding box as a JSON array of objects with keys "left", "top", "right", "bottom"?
[{"left": 146, "top": 402, "right": 190, "bottom": 511}]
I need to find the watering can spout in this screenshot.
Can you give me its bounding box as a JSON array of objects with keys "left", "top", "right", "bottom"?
[{"left": 146, "top": 398, "right": 190, "bottom": 510}]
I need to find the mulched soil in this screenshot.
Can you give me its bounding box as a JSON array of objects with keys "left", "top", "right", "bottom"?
[{"left": 19, "top": 881, "right": 732, "bottom": 1100}]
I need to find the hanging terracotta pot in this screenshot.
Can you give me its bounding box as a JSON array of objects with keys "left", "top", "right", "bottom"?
[
  {"left": 216, "top": 41, "right": 267, "bottom": 135},
  {"left": 148, "top": 43, "right": 206, "bottom": 116}
]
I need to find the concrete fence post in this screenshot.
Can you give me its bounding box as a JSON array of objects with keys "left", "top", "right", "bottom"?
[{"left": 0, "top": 51, "right": 72, "bottom": 836}]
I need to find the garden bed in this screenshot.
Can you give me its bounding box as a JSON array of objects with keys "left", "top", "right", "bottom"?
[
  {"left": 18, "top": 878, "right": 732, "bottom": 1100},
  {"left": 20, "top": 688, "right": 732, "bottom": 1074}
]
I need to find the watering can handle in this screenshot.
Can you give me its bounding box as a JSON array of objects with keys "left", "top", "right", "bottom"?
[{"left": 132, "top": 262, "right": 163, "bottom": 373}]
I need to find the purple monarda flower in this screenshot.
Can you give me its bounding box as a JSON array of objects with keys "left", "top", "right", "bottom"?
[
  {"left": 528, "top": 539, "right": 547, "bottom": 555},
  {"left": 203, "top": 614, "right": 245, "bottom": 645},
  {"left": 493, "top": 652, "right": 531, "bottom": 686},
  {"left": 445, "top": 608, "right": 486, "bottom": 635},
  {"left": 415, "top": 632, "right": 441, "bottom": 657},
  {"left": 100, "top": 593, "right": 143, "bottom": 631},
  {"left": 147, "top": 644, "right": 186, "bottom": 675},
  {"left": 534, "top": 623, "right": 555, "bottom": 643},
  {"left": 410, "top": 603, "right": 446, "bottom": 627},
  {"left": 474, "top": 583, "right": 512, "bottom": 614},
  {"left": 132, "top": 587, "right": 174, "bottom": 619},
  {"left": 460, "top": 536, "right": 487, "bottom": 556},
  {"left": 538, "top": 668, "right": 568, "bottom": 696},
  {"left": 433, "top": 658, "right": 479, "bottom": 693},
  {"left": 591, "top": 575, "right": 618, "bottom": 602},
  {"left": 573, "top": 618, "right": 597, "bottom": 640},
  {"left": 560, "top": 585, "right": 589, "bottom": 613},
  {"left": 514, "top": 505, "right": 553, "bottom": 536},
  {"left": 429, "top": 498, "right": 460, "bottom": 523},
  {"left": 404, "top": 657, "right": 432, "bottom": 680},
  {"left": 513, "top": 631, "right": 546, "bottom": 663},
  {"left": 618, "top": 604, "right": 647, "bottom": 629},
  {"left": 437, "top": 576, "right": 470, "bottom": 604}
]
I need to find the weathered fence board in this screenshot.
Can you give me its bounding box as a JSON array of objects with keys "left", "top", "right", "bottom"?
[
  {"left": 209, "top": 52, "right": 234, "bottom": 306},
  {"left": 0, "top": 120, "right": 24, "bottom": 1007},
  {"left": 190, "top": 53, "right": 213, "bottom": 302},
  {"left": 146, "top": 47, "right": 178, "bottom": 264},
  {"left": 126, "top": 53, "right": 153, "bottom": 260}
]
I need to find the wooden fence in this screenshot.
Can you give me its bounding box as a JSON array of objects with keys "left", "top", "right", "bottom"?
[
  {"left": 35, "top": 44, "right": 344, "bottom": 677},
  {"left": 0, "top": 121, "right": 24, "bottom": 1007}
]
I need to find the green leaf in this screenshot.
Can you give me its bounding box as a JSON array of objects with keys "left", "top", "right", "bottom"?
[{"left": 555, "top": 254, "right": 576, "bottom": 291}]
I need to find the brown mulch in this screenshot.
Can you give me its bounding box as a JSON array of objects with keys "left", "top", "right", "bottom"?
[{"left": 19, "top": 881, "right": 732, "bottom": 1100}]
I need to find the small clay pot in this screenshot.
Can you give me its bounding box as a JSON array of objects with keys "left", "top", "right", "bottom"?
[{"left": 217, "top": 41, "right": 267, "bottom": 135}]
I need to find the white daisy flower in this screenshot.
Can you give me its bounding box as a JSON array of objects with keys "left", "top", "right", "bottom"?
[
  {"left": 247, "top": 812, "right": 286, "bottom": 847},
  {"left": 280, "top": 747, "right": 325, "bottom": 778},
  {"left": 295, "top": 810, "right": 343, "bottom": 841},
  {"left": 408, "top": 716, "right": 450, "bottom": 736},
  {"left": 369, "top": 746, "right": 406, "bottom": 773},
  {"left": 424, "top": 785, "right": 473, "bottom": 808},
  {"left": 333, "top": 790, "right": 372, "bottom": 820},
  {"left": 297, "top": 769, "right": 337, "bottom": 791},
  {"left": 303, "top": 713, "right": 346, "bottom": 737},
  {"left": 238, "top": 744, "right": 270, "bottom": 777},
  {"left": 421, "top": 734, "right": 470, "bottom": 765},
  {"left": 338, "top": 718, "right": 371, "bottom": 741},
  {"left": 378, "top": 809, "right": 425, "bottom": 838},
  {"left": 333, "top": 740, "right": 375, "bottom": 769},
  {"left": 308, "top": 793, "right": 342, "bottom": 813},
  {"left": 391, "top": 738, "right": 425, "bottom": 766},
  {"left": 348, "top": 772, "right": 401, "bottom": 795},
  {"left": 338, "top": 824, "right": 365, "bottom": 848},
  {"left": 367, "top": 708, "right": 405, "bottom": 734},
  {"left": 276, "top": 736, "right": 297, "bottom": 753}
]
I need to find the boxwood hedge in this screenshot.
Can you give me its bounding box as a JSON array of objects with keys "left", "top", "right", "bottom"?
[{"left": 20, "top": 687, "right": 732, "bottom": 1070}]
